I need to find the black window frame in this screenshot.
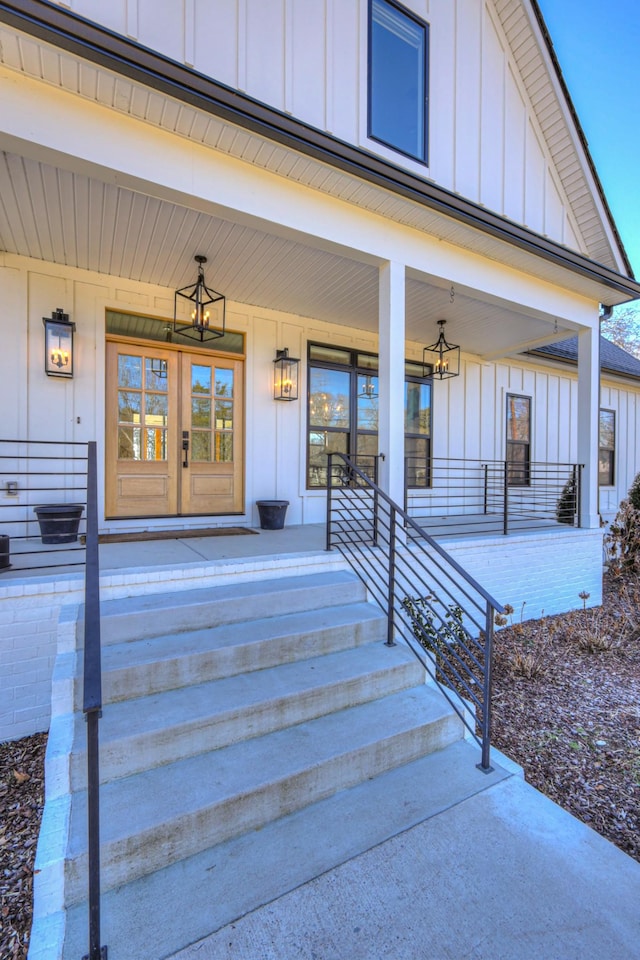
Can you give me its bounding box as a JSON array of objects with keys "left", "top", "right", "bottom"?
[
  {"left": 368, "top": 0, "right": 430, "bottom": 165},
  {"left": 598, "top": 408, "right": 615, "bottom": 487},
  {"left": 506, "top": 393, "right": 531, "bottom": 487},
  {"left": 306, "top": 342, "right": 432, "bottom": 489}
]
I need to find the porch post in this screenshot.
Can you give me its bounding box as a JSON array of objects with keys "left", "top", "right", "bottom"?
[
  {"left": 577, "top": 323, "right": 600, "bottom": 529},
  {"left": 378, "top": 260, "right": 405, "bottom": 506}
]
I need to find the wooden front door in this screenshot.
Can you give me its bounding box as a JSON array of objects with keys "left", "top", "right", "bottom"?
[{"left": 106, "top": 341, "right": 244, "bottom": 518}]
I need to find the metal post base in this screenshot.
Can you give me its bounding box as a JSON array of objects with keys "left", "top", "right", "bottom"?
[{"left": 82, "top": 947, "right": 108, "bottom": 960}]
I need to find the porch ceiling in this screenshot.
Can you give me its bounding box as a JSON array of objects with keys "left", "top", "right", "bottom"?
[{"left": 0, "top": 148, "right": 575, "bottom": 359}]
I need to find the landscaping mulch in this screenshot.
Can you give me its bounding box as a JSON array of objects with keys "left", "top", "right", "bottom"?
[
  {"left": 492, "top": 568, "right": 640, "bottom": 864},
  {"left": 1, "top": 569, "right": 638, "bottom": 959},
  {"left": 0, "top": 732, "right": 47, "bottom": 960}
]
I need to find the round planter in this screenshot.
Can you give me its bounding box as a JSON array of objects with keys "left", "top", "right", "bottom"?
[
  {"left": 34, "top": 504, "right": 84, "bottom": 544},
  {"left": 0, "top": 534, "right": 10, "bottom": 569},
  {"left": 256, "top": 500, "right": 289, "bottom": 530}
]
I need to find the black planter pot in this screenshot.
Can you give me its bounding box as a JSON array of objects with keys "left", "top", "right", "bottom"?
[
  {"left": 0, "top": 535, "right": 10, "bottom": 569},
  {"left": 256, "top": 500, "right": 289, "bottom": 530},
  {"left": 34, "top": 504, "right": 84, "bottom": 544}
]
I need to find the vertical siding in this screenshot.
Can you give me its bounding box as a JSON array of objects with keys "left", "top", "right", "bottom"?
[{"left": 53, "top": 0, "right": 588, "bottom": 255}]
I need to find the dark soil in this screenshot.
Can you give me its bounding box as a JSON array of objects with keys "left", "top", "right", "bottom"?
[{"left": 1, "top": 569, "right": 638, "bottom": 959}]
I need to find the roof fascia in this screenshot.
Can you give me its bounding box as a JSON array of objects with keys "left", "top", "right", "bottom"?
[{"left": 1, "top": 0, "right": 639, "bottom": 302}]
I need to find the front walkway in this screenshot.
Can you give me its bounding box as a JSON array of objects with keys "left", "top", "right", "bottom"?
[{"left": 167, "top": 759, "right": 640, "bottom": 960}]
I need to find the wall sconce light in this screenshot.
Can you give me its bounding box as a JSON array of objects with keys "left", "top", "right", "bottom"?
[
  {"left": 423, "top": 320, "right": 460, "bottom": 379},
  {"left": 273, "top": 348, "right": 300, "bottom": 401},
  {"left": 174, "top": 255, "right": 226, "bottom": 342},
  {"left": 43, "top": 308, "right": 76, "bottom": 378}
]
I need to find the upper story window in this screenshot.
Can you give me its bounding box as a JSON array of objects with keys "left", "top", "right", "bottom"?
[
  {"left": 506, "top": 394, "right": 531, "bottom": 486},
  {"left": 599, "top": 409, "right": 615, "bottom": 486},
  {"left": 368, "top": 0, "right": 429, "bottom": 164}
]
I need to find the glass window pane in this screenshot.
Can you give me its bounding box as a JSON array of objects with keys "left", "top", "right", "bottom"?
[
  {"left": 308, "top": 344, "right": 352, "bottom": 366},
  {"left": 118, "top": 426, "right": 141, "bottom": 460},
  {"left": 118, "top": 355, "right": 142, "bottom": 389},
  {"left": 507, "top": 396, "right": 530, "bottom": 442},
  {"left": 192, "top": 432, "right": 212, "bottom": 462},
  {"left": 215, "top": 400, "right": 233, "bottom": 431},
  {"left": 118, "top": 390, "right": 141, "bottom": 424},
  {"left": 145, "top": 358, "right": 168, "bottom": 392},
  {"left": 216, "top": 433, "right": 233, "bottom": 462},
  {"left": 192, "top": 364, "right": 212, "bottom": 395},
  {"left": 308, "top": 431, "right": 348, "bottom": 487},
  {"left": 192, "top": 398, "right": 212, "bottom": 429},
  {"left": 309, "top": 368, "right": 350, "bottom": 428},
  {"left": 599, "top": 451, "right": 614, "bottom": 486},
  {"left": 145, "top": 428, "right": 167, "bottom": 461},
  {"left": 599, "top": 410, "right": 615, "bottom": 450},
  {"left": 406, "top": 436, "right": 429, "bottom": 487},
  {"left": 145, "top": 393, "right": 168, "bottom": 426},
  {"left": 405, "top": 381, "right": 431, "bottom": 434},
  {"left": 357, "top": 375, "right": 379, "bottom": 430},
  {"left": 507, "top": 443, "right": 528, "bottom": 485},
  {"left": 370, "top": 0, "right": 426, "bottom": 161},
  {"left": 215, "top": 369, "right": 234, "bottom": 397}
]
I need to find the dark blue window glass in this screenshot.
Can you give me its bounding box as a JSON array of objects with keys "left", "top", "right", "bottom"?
[{"left": 369, "top": 0, "right": 428, "bottom": 163}]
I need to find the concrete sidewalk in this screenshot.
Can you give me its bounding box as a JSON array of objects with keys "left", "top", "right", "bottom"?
[{"left": 168, "top": 769, "right": 640, "bottom": 960}]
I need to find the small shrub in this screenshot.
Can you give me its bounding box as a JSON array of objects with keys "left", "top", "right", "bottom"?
[
  {"left": 605, "top": 497, "right": 640, "bottom": 571},
  {"left": 628, "top": 472, "right": 640, "bottom": 511},
  {"left": 556, "top": 474, "right": 577, "bottom": 525},
  {"left": 401, "top": 595, "right": 467, "bottom": 655}
]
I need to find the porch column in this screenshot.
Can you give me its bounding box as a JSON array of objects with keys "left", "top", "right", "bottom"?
[
  {"left": 378, "top": 260, "right": 405, "bottom": 506},
  {"left": 577, "top": 323, "right": 600, "bottom": 529}
]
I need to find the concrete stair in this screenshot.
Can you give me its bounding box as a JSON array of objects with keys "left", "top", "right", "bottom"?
[{"left": 34, "top": 568, "right": 468, "bottom": 960}]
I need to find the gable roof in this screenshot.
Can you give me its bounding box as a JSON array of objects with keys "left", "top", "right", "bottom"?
[{"left": 529, "top": 336, "right": 640, "bottom": 381}]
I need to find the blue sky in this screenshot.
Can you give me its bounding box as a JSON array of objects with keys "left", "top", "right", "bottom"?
[{"left": 536, "top": 0, "right": 640, "bottom": 285}]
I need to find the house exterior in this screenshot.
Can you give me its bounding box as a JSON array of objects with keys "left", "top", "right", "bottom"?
[{"left": 1, "top": 0, "right": 640, "bottom": 745}]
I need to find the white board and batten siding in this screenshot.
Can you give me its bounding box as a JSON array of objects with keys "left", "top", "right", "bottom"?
[
  {"left": 51, "top": 0, "right": 587, "bottom": 258},
  {"left": 599, "top": 381, "right": 640, "bottom": 521}
]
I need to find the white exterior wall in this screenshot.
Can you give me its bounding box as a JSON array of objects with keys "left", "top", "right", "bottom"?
[
  {"left": 599, "top": 378, "right": 640, "bottom": 520},
  {"left": 48, "top": 0, "right": 585, "bottom": 255}
]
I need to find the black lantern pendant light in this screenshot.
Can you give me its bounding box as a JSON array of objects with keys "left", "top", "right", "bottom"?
[
  {"left": 357, "top": 375, "right": 378, "bottom": 399},
  {"left": 173, "top": 255, "right": 226, "bottom": 342},
  {"left": 423, "top": 320, "right": 460, "bottom": 379}
]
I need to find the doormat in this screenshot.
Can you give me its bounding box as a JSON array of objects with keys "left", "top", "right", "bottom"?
[{"left": 94, "top": 527, "right": 258, "bottom": 544}]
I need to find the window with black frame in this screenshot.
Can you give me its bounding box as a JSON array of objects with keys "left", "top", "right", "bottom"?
[
  {"left": 307, "top": 344, "right": 431, "bottom": 489},
  {"left": 506, "top": 394, "right": 531, "bottom": 486},
  {"left": 599, "top": 409, "right": 615, "bottom": 486},
  {"left": 368, "top": 0, "right": 429, "bottom": 163}
]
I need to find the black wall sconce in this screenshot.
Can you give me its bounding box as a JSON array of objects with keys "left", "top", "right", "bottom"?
[
  {"left": 423, "top": 320, "right": 460, "bottom": 380},
  {"left": 43, "top": 308, "right": 75, "bottom": 378},
  {"left": 273, "top": 348, "right": 300, "bottom": 401},
  {"left": 174, "top": 255, "right": 226, "bottom": 342}
]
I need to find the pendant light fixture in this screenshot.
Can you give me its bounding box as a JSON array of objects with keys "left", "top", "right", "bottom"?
[
  {"left": 423, "top": 320, "right": 460, "bottom": 380},
  {"left": 173, "top": 255, "right": 226, "bottom": 342}
]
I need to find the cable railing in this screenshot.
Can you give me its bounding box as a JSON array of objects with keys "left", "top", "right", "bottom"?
[
  {"left": 405, "top": 456, "right": 582, "bottom": 537},
  {"left": 0, "top": 438, "right": 106, "bottom": 958},
  {"left": 327, "top": 452, "right": 504, "bottom": 771}
]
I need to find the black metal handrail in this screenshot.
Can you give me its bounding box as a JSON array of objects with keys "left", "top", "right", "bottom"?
[
  {"left": 327, "top": 452, "right": 504, "bottom": 771},
  {"left": 405, "top": 455, "right": 582, "bottom": 537}
]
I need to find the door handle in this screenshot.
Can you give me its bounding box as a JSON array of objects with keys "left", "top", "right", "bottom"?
[{"left": 182, "top": 431, "right": 189, "bottom": 468}]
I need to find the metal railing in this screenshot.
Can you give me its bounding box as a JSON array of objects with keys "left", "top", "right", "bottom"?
[
  {"left": 0, "top": 439, "right": 106, "bottom": 957},
  {"left": 327, "top": 452, "right": 504, "bottom": 771},
  {"left": 405, "top": 456, "right": 582, "bottom": 537}
]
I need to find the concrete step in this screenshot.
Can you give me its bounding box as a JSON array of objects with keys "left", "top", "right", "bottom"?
[
  {"left": 59, "top": 740, "right": 508, "bottom": 960},
  {"left": 63, "top": 681, "right": 463, "bottom": 904},
  {"left": 80, "top": 601, "right": 386, "bottom": 708},
  {"left": 70, "top": 640, "right": 424, "bottom": 787},
  {"left": 89, "top": 569, "right": 366, "bottom": 646}
]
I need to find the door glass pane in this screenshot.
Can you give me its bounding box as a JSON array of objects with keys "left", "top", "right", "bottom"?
[
  {"left": 309, "top": 368, "right": 350, "bottom": 428},
  {"left": 118, "top": 426, "right": 142, "bottom": 460},
  {"left": 215, "top": 401, "right": 233, "bottom": 430},
  {"left": 118, "top": 355, "right": 142, "bottom": 388},
  {"left": 145, "top": 359, "right": 168, "bottom": 392},
  {"left": 192, "top": 365, "right": 212, "bottom": 394},
  {"left": 118, "top": 391, "right": 141, "bottom": 424},
  {"left": 216, "top": 434, "right": 233, "bottom": 462},
  {"left": 146, "top": 393, "right": 168, "bottom": 426},
  {"left": 192, "top": 398, "right": 212, "bottom": 429},
  {"left": 145, "top": 428, "right": 167, "bottom": 461},
  {"left": 215, "top": 369, "right": 234, "bottom": 397},
  {"left": 507, "top": 396, "right": 530, "bottom": 441},
  {"left": 192, "top": 432, "right": 212, "bottom": 462},
  {"left": 405, "top": 381, "right": 431, "bottom": 434}
]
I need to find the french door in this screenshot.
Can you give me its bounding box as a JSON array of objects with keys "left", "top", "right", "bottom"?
[{"left": 106, "top": 341, "right": 244, "bottom": 518}]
